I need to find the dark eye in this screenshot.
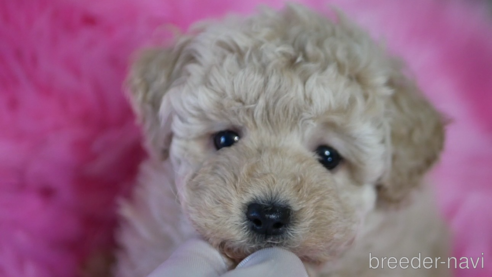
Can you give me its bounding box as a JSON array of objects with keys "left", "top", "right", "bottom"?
[
  {"left": 213, "top": 130, "right": 240, "bottom": 150},
  {"left": 315, "top": 145, "right": 343, "bottom": 170}
]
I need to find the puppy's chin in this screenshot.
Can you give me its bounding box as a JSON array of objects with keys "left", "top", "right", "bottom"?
[
  {"left": 210, "top": 236, "right": 356, "bottom": 266},
  {"left": 218, "top": 241, "right": 254, "bottom": 264},
  {"left": 216, "top": 243, "right": 323, "bottom": 277},
  {"left": 214, "top": 240, "right": 291, "bottom": 265}
]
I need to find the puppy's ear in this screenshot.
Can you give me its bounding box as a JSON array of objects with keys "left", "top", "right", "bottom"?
[
  {"left": 377, "top": 61, "right": 445, "bottom": 209},
  {"left": 127, "top": 40, "right": 191, "bottom": 160}
]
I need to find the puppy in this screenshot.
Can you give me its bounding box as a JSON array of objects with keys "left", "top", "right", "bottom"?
[{"left": 114, "top": 4, "right": 450, "bottom": 277}]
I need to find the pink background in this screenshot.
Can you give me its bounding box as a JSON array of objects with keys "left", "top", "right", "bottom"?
[{"left": 1, "top": 0, "right": 491, "bottom": 276}]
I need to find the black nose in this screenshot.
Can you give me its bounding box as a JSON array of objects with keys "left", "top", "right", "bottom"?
[{"left": 246, "top": 202, "right": 291, "bottom": 236}]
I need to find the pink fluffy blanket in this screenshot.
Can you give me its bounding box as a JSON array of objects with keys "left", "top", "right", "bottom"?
[{"left": 1, "top": 0, "right": 491, "bottom": 277}]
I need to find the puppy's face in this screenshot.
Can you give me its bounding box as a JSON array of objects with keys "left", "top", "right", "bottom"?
[
  {"left": 168, "top": 65, "right": 387, "bottom": 263},
  {"left": 129, "top": 6, "right": 444, "bottom": 264}
]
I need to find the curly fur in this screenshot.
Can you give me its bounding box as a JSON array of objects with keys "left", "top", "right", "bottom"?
[{"left": 114, "top": 5, "right": 450, "bottom": 277}]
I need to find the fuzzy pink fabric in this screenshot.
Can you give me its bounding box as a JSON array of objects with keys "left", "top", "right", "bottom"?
[{"left": 1, "top": 0, "right": 491, "bottom": 277}]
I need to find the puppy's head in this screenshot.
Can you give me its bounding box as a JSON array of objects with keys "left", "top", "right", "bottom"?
[{"left": 128, "top": 5, "right": 444, "bottom": 264}]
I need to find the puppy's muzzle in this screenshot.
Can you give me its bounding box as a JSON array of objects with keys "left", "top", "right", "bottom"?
[{"left": 246, "top": 202, "right": 291, "bottom": 237}]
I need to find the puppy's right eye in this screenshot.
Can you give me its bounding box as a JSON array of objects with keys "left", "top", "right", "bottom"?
[
  {"left": 213, "top": 130, "right": 240, "bottom": 150},
  {"left": 315, "top": 145, "right": 343, "bottom": 170}
]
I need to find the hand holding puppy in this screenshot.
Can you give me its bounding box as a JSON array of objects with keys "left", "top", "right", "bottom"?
[{"left": 147, "top": 239, "right": 309, "bottom": 277}]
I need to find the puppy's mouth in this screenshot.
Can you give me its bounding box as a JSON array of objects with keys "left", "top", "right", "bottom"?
[
  {"left": 201, "top": 200, "right": 308, "bottom": 263},
  {"left": 217, "top": 239, "right": 291, "bottom": 264},
  {"left": 212, "top": 223, "right": 357, "bottom": 266},
  {"left": 217, "top": 239, "right": 329, "bottom": 267}
]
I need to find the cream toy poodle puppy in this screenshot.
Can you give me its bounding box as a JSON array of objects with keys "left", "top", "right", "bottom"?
[{"left": 114, "top": 4, "right": 450, "bottom": 277}]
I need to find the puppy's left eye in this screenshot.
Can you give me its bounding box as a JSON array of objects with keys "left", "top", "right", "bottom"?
[
  {"left": 213, "top": 130, "right": 240, "bottom": 150},
  {"left": 315, "top": 145, "right": 343, "bottom": 170}
]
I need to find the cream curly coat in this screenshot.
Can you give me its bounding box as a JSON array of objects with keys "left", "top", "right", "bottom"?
[{"left": 114, "top": 5, "right": 450, "bottom": 277}]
